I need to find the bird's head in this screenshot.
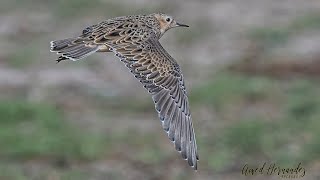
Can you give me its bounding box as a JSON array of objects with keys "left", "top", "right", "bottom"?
[{"left": 153, "top": 13, "right": 189, "bottom": 36}]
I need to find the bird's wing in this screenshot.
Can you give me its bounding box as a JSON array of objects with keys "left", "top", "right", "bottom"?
[
  {"left": 93, "top": 28, "right": 199, "bottom": 169},
  {"left": 50, "top": 17, "right": 144, "bottom": 62}
]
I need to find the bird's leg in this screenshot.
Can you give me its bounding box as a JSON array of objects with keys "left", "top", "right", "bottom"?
[{"left": 56, "top": 56, "right": 68, "bottom": 63}]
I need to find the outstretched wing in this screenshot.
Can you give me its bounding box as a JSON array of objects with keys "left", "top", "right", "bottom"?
[{"left": 93, "top": 26, "right": 199, "bottom": 169}]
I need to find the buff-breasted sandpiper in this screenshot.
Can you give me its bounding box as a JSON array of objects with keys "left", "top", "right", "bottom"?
[{"left": 50, "top": 13, "right": 199, "bottom": 170}]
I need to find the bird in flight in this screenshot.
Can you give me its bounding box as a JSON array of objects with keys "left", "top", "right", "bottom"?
[{"left": 50, "top": 13, "right": 199, "bottom": 170}]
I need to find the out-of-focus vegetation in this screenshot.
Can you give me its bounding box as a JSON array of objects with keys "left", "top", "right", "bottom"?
[
  {"left": 0, "top": 100, "right": 110, "bottom": 159},
  {"left": 1, "top": 0, "right": 320, "bottom": 179},
  {"left": 191, "top": 73, "right": 320, "bottom": 170},
  {"left": 250, "top": 13, "right": 320, "bottom": 51}
]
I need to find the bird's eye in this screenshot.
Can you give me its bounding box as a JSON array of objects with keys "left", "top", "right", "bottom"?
[{"left": 166, "top": 18, "right": 171, "bottom": 22}]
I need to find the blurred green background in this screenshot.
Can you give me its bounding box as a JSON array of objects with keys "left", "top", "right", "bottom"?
[{"left": 1, "top": 0, "right": 320, "bottom": 179}]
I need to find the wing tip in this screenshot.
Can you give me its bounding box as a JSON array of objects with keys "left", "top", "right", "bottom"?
[{"left": 50, "top": 41, "right": 56, "bottom": 52}]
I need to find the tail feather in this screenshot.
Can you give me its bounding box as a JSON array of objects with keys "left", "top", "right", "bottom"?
[
  {"left": 63, "top": 45, "right": 98, "bottom": 60},
  {"left": 50, "top": 38, "right": 98, "bottom": 62},
  {"left": 50, "top": 38, "right": 75, "bottom": 51}
]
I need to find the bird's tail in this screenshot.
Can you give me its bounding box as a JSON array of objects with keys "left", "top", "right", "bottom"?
[{"left": 50, "top": 38, "right": 98, "bottom": 62}]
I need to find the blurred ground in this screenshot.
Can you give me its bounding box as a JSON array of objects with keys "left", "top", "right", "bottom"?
[{"left": 1, "top": 0, "right": 320, "bottom": 179}]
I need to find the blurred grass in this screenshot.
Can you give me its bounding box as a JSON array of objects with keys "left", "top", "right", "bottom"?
[
  {"left": 0, "top": 100, "right": 110, "bottom": 160},
  {"left": 0, "top": 163, "right": 27, "bottom": 180},
  {"left": 191, "top": 72, "right": 320, "bottom": 170},
  {"left": 2, "top": 72, "right": 317, "bottom": 172},
  {"left": 0, "top": 99, "right": 167, "bottom": 161},
  {"left": 99, "top": 96, "right": 154, "bottom": 114},
  {"left": 0, "top": 100, "right": 169, "bottom": 178},
  {"left": 50, "top": 0, "right": 133, "bottom": 19},
  {"left": 5, "top": 46, "right": 37, "bottom": 68},
  {"left": 189, "top": 73, "right": 276, "bottom": 109},
  {"left": 249, "top": 13, "right": 320, "bottom": 50},
  {"left": 174, "top": 19, "right": 213, "bottom": 45},
  {"left": 250, "top": 28, "right": 290, "bottom": 49},
  {"left": 0, "top": 0, "right": 174, "bottom": 20},
  {"left": 0, "top": 162, "right": 95, "bottom": 180},
  {"left": 52, "top": 0, "right": 102, "bottom": 18}
]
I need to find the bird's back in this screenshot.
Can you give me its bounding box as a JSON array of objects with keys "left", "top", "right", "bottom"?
[{"left": 50, "top": 14, "right": 160, "bottom": 62}]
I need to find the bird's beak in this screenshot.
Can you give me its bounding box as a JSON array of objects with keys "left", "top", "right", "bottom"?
[{"left": 176, "top": 22, "right": 189, "bottom": 27}]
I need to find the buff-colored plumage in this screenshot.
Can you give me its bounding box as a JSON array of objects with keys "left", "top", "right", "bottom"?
[{"left": 50, "top": 13, "right": 199, "bottom": 170}]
